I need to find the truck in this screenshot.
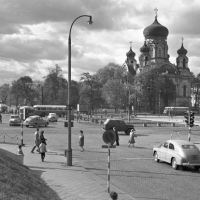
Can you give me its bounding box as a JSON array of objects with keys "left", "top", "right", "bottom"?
[{"left": 103, "top": 119, "right": 134, "bottom": 135}]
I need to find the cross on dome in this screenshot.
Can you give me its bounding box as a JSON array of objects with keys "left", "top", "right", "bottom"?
[
  {"left": 154, "top": 8, "right": 158, "bottom": 17},
  {"left": 129, "top": 41, "right": 132, "bottom": 48},
  {"left": 181, "top": 37, "right": 184, "bottom": 44}
]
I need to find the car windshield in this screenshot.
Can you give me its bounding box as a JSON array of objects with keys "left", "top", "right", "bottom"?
[
  {"left": 182, "top": 145, "right": 198, "bottom": 149},
  {"left": 11, "top": 116, "right": 19, "bottom": 119},
  {"left": 104, "top": 119, "right": 110, "bottom": 124}
]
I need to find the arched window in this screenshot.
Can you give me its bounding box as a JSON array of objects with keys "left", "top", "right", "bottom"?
[
  {"left": 183, "top": 59, "right": 186, "bottom": 68},
  {"left": 158, "top": 48, "right": 162, "bottom": 57},
  {"left": 183, "top": 85, "right": 186, "bottom": 97}
]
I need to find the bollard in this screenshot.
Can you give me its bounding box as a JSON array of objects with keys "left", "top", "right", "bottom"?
[
  {"left": 171, "top": 123, "right": 175, "bottom": 127},
  {"left": 170, "top": 133, "right": 173, "bottom": 140},
  {"left": 143, "top": 123, "right": 147, "bottom": 127},
  {"left": 4, "top": 134, "right": 5, "bottom": 143},
  {"left": 157, "top": 123, "right": 161, "bottom": 127}
]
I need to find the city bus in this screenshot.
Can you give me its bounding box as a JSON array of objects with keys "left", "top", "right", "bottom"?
[
  {"left": 163, "top": 107, "right": 189, "bottom": 115},
  {"left": 0, "top": 104, "right": 8, "bottom": 113},
  {"left": 33, "top": 105, "right": 67, "bottom": 117},
  {"left": 19, "top": 106, "right": 35, "bottom": 120}
]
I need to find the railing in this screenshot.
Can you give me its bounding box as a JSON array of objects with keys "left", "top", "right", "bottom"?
[{"left": 0, "top": 133, "right": 19, "bottom": 144}]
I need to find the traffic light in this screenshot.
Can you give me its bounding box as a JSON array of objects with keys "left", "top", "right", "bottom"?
[
  {"left": 184, "top": 112, "right": 189, "bottom": 125},
  {"left": 190, "top": 112, "right": 195, "bottom": 127}
]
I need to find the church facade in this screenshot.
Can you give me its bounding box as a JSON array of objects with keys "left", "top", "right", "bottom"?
[{"left": 125, "top": 13, "right": 192, "bottom": 107}]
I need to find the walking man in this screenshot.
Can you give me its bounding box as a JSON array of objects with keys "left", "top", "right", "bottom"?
[
  {"left": 31, "top": 128, "right": 40, "bottom": 153},
  {"left": 113, "top": 127, "right": 119, "bottom": 146}
]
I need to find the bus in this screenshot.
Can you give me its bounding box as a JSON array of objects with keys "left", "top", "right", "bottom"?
[
  {"left": 19, "top": 106, "right": 35, "bottom": 120},
  {"left": 0, "top": 104, "right": 8, "bottom": 113},
  {"left": 163, "top": 107, "right": 189, "bottom": 115},
  {"left": 33, "top": 105, "right": 67, "bottom": 117}
]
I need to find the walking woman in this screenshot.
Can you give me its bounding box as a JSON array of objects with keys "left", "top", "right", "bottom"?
[
  {"left": 79, "top": 130, "right": 84, "bottom": 152},
  {"left": 128, "top": 128, "right": 137, "bottom": 147}
]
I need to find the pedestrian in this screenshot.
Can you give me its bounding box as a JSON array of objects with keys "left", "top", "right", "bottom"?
[
  {"left": 16, "top": 145, "right": 24, "bottom": 155},
  {"left": 113, "top": 127, "right": 119, "bottom": 146},
  {"left": 110, "top": 191, "right": 118, "bottom": 200},
  {"left": 39, "top": 130, "right": 47, "bottom": 145},
  {"left": 31, "top": 128, "right": 41, "bottom": 153},
  {"left": 39, "top": 140, "right": 47, "bottom": 162},
  {"left": 128, "top": 128, "right": 137, "bottom": 147},
  {"left": 0, "top": 113, "right": 2, "bottom": 123},
  {"left": 79, "top": 130, "right": 84, "bottom": 152}
]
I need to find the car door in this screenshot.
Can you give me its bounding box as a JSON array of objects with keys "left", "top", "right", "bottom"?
[
  {"left": 165, "top": 143, "right": 175, "bottom": 163},
  {"left": 39, "top": 117, "right": 45, "bottom": 126},
  {"left": 158, "top": 142, "right": 169, "bottom": 161}
]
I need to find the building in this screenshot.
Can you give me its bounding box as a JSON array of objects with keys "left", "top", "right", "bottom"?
[{"left": 125, "top": 11, "right": 193, "bottom": 107}]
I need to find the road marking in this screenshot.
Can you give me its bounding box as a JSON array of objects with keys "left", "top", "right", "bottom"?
[{"left": 126, "top": 158, "right": 153, "bottom": 160}]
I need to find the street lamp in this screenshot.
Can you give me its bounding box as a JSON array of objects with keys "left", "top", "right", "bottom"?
[
  {"left": 67, "top": 15, "right": 93, "bottom": 166},
  {"left": 37, "top": 84, "right": 44, "bottom": 105},
  {"left": 159, "top": 90, "right": 161, "bottom": 116}
]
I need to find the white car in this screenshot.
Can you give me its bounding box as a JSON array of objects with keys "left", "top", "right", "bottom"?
[
  {"left": 47, "top": 113, "right": 58, "bottom": 122},
  {"left": 153, "top": 139, "right": 200, "bottom": 170},
  {"left": 9, "top": 115, "right": 21, "bottom": 126}
]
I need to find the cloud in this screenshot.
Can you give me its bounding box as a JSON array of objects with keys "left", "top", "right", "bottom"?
[{"left": 0, "top": 0, "right": 199, "bottom": 87}]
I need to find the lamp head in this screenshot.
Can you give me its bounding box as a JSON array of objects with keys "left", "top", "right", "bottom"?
[{"left": 88, "top": 16, "right": 93, "bottom": 25}]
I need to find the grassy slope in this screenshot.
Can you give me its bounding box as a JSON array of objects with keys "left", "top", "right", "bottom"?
[{"left": 0, "top": 152, "right": 61, "bottom": 200}]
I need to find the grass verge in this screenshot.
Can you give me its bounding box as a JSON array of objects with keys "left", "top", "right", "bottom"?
[{"left": 0, "top": 152, "right": 61, "bottom": 200}]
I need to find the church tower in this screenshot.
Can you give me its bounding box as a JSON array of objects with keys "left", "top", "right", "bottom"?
[
  {"left": 143, "top": 8, "right": 169, "bottom": 65},
  {"left": 139, "top": 40, "right": 151, "bottom": 68},
  {"left": 125, "top": 42, "right": 138, "bottom": 76}
]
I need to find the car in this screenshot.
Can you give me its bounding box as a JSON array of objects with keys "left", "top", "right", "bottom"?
[
  {"left": 103, "top": 119, "right": 134, "bottom": 135},
  {"left": 9, "top": 115, "right": 21, "bottom": 126},
  {"left": 47, "top": 113, "right": 58, "bottom": 122},
  {"left": 23, "top": 115, "right": 49, "bottom": 127},
  {"left": 153, "top": 139, "right": 200, "bottom": 170}
]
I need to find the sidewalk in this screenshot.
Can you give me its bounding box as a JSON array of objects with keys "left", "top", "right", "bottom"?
[{"left": 0, "top": 143, "right": 135, "bottom": 200}]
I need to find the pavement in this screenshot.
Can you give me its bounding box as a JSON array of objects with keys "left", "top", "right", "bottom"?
[{"left": 0, "top": 143, "right": 136, "bottom": 200}]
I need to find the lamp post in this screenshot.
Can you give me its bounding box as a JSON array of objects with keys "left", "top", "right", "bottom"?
[
  {"left": 159, "top": 90, "right": 161, "bottom": 116},
  {"left": 67, "top": 15, "right": 93, "bottom": 166},
  {"left": 37, "top": 84, "right": 44, "bottom": 105}
]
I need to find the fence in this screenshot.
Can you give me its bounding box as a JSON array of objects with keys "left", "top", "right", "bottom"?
[{"left": 0, "top": 133, "right": 19, "bottom": 144}]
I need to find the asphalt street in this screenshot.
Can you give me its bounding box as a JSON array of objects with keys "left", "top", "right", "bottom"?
[{"left": 1, "top": 114, "right": 200, "bottom": 200}]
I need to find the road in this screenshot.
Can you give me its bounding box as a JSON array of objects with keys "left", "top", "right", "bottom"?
[{"left": 1, "top": 114, "right": 200, "bottom": 200}]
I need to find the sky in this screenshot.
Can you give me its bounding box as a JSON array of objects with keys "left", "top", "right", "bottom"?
[{"left": 0, "top": 0, "right": 200, "bottom": 86}]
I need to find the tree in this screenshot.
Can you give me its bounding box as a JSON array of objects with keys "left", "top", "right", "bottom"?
[
  {"left": 135, "top": 64, "right": 176, "bottom": 113},
  {"left": 103, "top": 79, "right": 126, "bottom": 111},
  {"left": 79, "top": 72, "right": 103, "bottom": 113},
  {"left": 191, "top": 73, "right": 200, "bottom": 109},
  {"left": 43, "top": 64, "right": 67, "bottom": 104},
  {"left": 0, "top": 84, "right": 11, "bottom": 104},
  {"left": 11, "top": 76, "right": 36, "bottom": 106}
]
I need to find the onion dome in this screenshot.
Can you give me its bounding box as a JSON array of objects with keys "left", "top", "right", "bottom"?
[
  {"left": 140, "top": 41, "right": 150, "bottom": 53},
  {"left": 177, "top": 44, "right": 187, "bottom": 55},
  {"left": 143, "top": 16, "right": 169, "bottom": 39},
  {"left": 126, "top": 47, "right": 135, "bottom": 58}
]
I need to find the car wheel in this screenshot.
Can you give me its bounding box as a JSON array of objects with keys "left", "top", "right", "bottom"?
[
  {"left": 9, "top": 124, "right": 11, "bottom": 126},
  {"left": 154, "top": 152, "right": 159, "bottom": 162},
  {"left": 172, "top": 158, "right": 178, "bottom": 170},
  {"left": 45, "top": 123, "right": 48, "bottom": 127},
  {"left": 26, "top": 125, "right": 29, "bottom": 127},
  {"left": 194, "top": 166, "right": 200, "bottom": 171},
  {"left": 34, "top": 123, "right": 38, "bottom": 128}
]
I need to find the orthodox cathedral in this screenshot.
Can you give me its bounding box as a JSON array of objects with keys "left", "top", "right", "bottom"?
[{"left": 125, "top": 10, "right": 192, "bottom": 107}]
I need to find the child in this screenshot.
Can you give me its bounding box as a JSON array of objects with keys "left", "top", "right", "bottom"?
[
  {"left": 39, "top": 140, "right": 47, "bottom": 162},
  {"left": 79, "top": 130, "right": 84, "bottom": 152},
  {"left": 16, "top": 145, "right": 24, "bottom": 155},
  {"left": 110, "top": 191, "right": 118, "bottom": 200}
]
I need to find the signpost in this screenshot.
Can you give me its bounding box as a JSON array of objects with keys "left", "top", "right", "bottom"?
[{"left": 102, "top": 130, "right": 116, "bottom": 193}]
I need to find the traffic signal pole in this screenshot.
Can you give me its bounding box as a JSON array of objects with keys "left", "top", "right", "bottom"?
[{"left": 188, "top": 111, "right": 191, "bottom": 142}]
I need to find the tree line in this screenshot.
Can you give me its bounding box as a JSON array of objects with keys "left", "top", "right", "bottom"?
[{"left": 0, "top": 62, "right": 199, "bottom": 114}]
